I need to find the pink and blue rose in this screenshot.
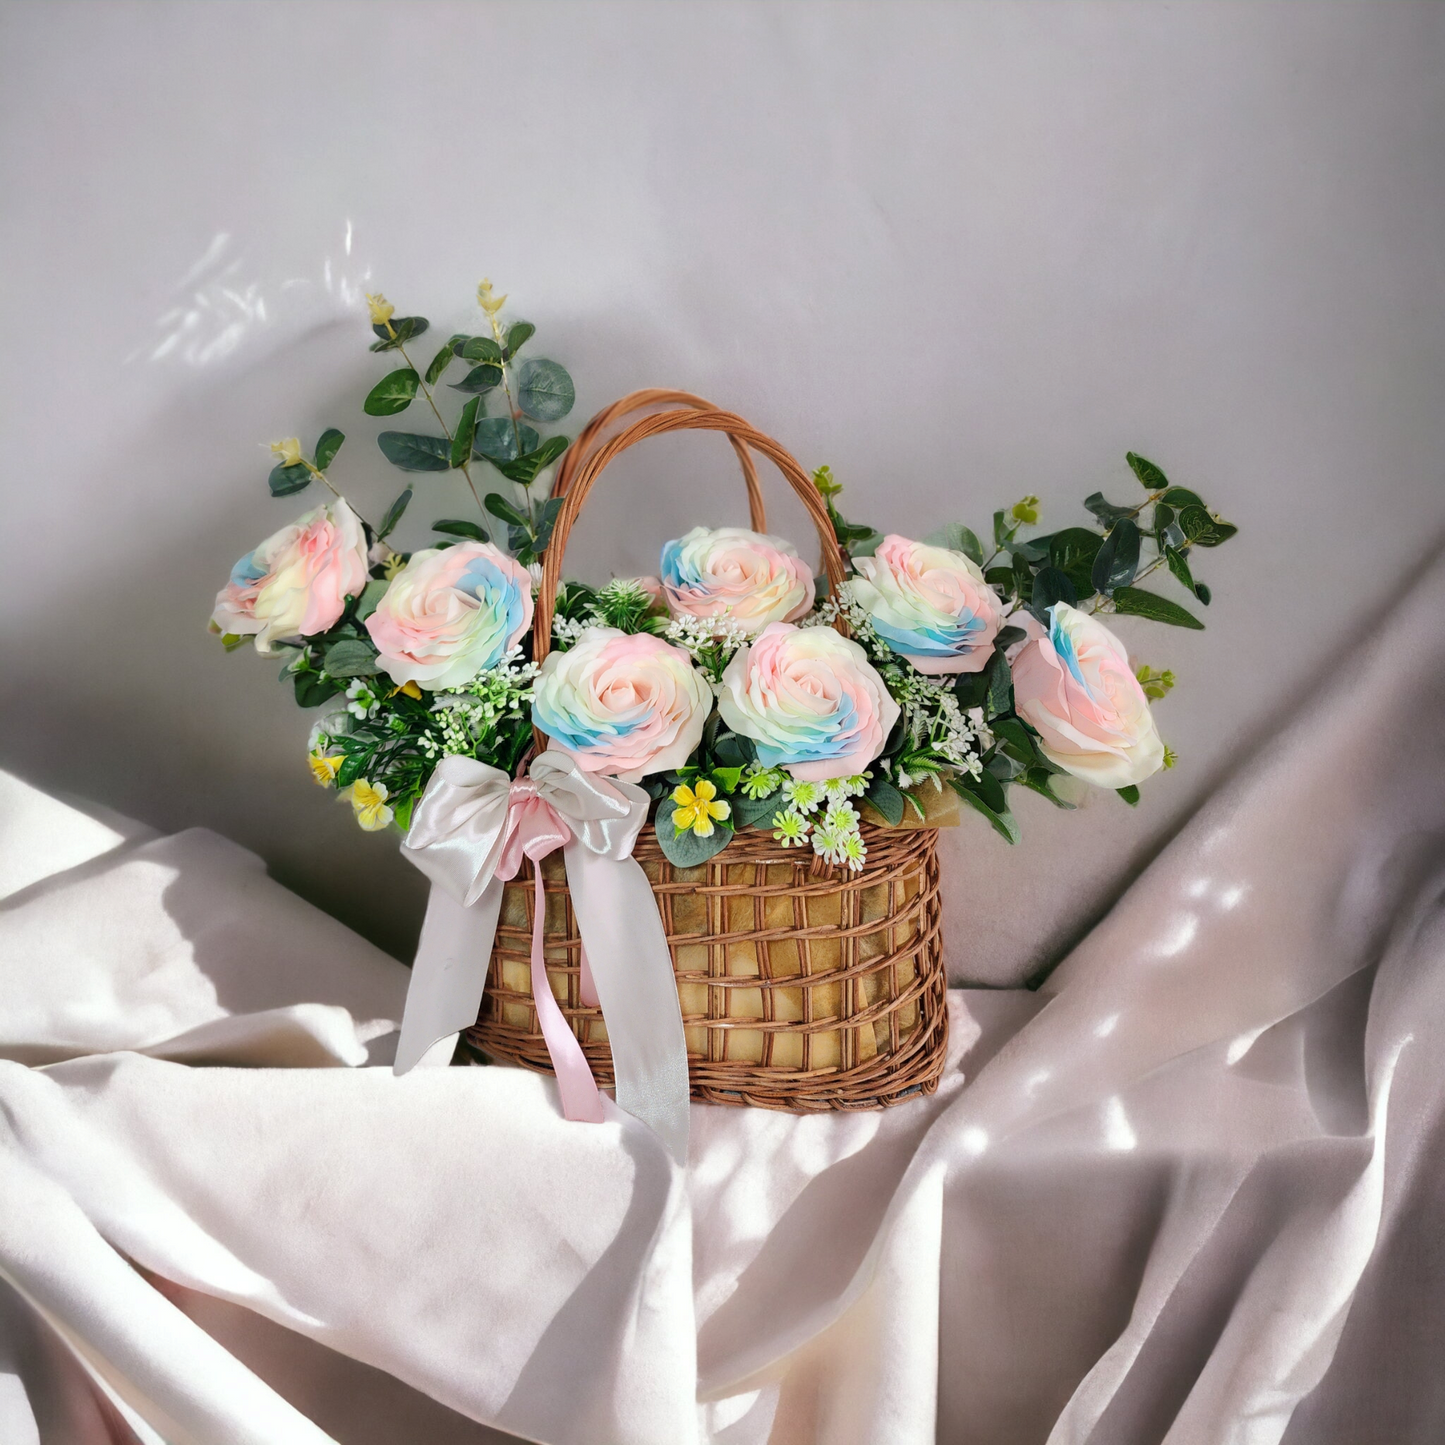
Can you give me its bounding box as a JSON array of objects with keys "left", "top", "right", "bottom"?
[
  {"left": 1011, "top": 603, "right": 1164, "bottom": 788},
  {"left": 659, "top": 525, "right": 814, "bottom": 636},
  {"left": 849, "top": 535, "right": 1004, "bottom": 675},
  {"left": 366, "top": 542, "right": 533, "bottom": 691},
  {"left": 531, "top": 627, "right": 711, "bottom": 782},
  {"left": 211, "top": 498, "right": 370, "bottom": 654},
  {"left": 718, "top": 622, "right": 899, "bottom": 781}
]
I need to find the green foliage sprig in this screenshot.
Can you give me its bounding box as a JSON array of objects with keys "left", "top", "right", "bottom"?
[{"left": 813, "top": 455, "right": 1238, "bottom": 839}]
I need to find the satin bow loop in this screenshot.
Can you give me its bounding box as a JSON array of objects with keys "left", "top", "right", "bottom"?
[{"left": 393, "top": 749, "right": 690, "bottom": 1165}]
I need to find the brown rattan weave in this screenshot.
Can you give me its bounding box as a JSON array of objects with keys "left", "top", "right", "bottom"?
[{"left": 469, "top": 393, "right": 950, "bottom": 1111}]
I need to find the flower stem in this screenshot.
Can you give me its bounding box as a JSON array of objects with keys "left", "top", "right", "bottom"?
[
  {"left": 482, "top": 309, "right": 533, "bottom": 528},
  {"left": 395, "top": 339, "right": 486, "bottom": 519}
]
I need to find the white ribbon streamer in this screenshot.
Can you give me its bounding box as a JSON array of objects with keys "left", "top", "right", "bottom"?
[{"left": 393, "top": 749, "right": 690, "bottom": 1163}]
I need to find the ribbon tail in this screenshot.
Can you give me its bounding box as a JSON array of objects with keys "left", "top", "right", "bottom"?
[
  {"left": 393, "top": 878, "right": 503, "bottom": 1075},
  {"left": 578, "top": 941, "right": 600, "bottom": 1009},
  {"left": 529, "top": 862, "right": 605, "bottom": 1124},
  {"left": 564, "top": 843, "right": 691, "bottom": 1165}
]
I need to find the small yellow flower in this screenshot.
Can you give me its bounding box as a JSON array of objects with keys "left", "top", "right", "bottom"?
[
  {"left": 477, "top": 277, "right": 507, "bottom": 316},
  {"left": 387, "top": 680, "right": 423, "bottom": 700},
  {"left": 365, "top": 291, "right": 395, "bottom": 327},
  {"left": 383, "top": 551, "right": 407, "bottom": 580},
  {"left": 348, "top": 778, "right": 394, "bottom": 832},
  {"left": 270, "top": 436, "right": 304, "bottom": 468},
  {"left": 1010, "top": 495, "right": 1041, "bottom": 526},
  {"left": 671, "top": 779, "right": 731, "bottom": 838},
  {"left": 308, "top": 751, "right": 343, "bottom": 787}
]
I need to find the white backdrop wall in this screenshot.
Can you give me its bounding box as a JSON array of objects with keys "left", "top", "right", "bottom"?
[{"left": 3, "top": 0, "right": 1443, "bottom": 982}]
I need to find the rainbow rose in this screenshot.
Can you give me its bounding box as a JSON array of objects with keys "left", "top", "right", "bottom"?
[
  {"left": 850, "top": 535, "right": 1004, "bottom": 674},
  {"left": 1011, "top": 603, "right": 1164, "bottom": 788},
  {"left": 211, "top": 498, "right": 369, "bottom": 654},
  {"left": 659, "top": 525, "right": 814, "bottom": 636},
  {"left": 717, "top": 622, "right": 899, "bottom": 782},
  {"left": 531, "top": 627, "right": 711, "bottom": 782},
  {"left": 365, "top": 542, "right": 533, "bottom": 691}
]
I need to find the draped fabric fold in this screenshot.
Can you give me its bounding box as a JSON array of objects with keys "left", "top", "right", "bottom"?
[{"left": 394, "top": 749, "right": 691, "bottom": 1163}]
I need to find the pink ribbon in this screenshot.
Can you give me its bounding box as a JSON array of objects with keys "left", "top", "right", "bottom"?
[{"left": 492, "top": 780, "right": 604, "bottom": 1124}]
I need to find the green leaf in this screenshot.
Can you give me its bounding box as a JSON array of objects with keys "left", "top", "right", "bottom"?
[
  {"left": 1178, "top": 505, "right": 1238, "bottom": 548},
  {"left": 494, "top": 434, "right": 570, "bottom": 485},
  {"left": 1047, "top": 528, "right": 1103, "bottom": 596},
  {"left": 363, "top": 368, "right": 420, "bottom": 417},
  {"left": 984, "top": 566, "right": 1014, "bottom": 591},
  {"left": 516, "top": 358, "right": 575, "bottom": 422},
  {"left": 531, "top": 496, "right": 564, "bottom": 555},
  {"left": 450, "top": 363, "right": 503, "bottom": 394},
  {"left": 863, "top": 776, "right": 906, "bottom": 826},
  {"left": 730, "top": 793, "right": 781, "bottom": 828},
  {"left": 369, "top": 316, "right": 429, "bottom": 351},
  {"left": 1027, "top": 565, "right": 1076, "bottom": 623},
  {"left": 1111, "top": 585, "right": 1205, "bottom": 629},
  {"left": 484, "top": 492, "right": 530, "bottom": 528},
  {"left": 314, "top": 428, "right": 345, "bottom": 471},
  {"left": 1083, "top": 492, "right": 1134, "bottom": 526},
  {"left": 323, "top": 639, "right": 379, "bottom": 678},
  {"left": 985, "top": 649, "right": 1013, "bottom": 719},
  {"left": 377, "top": 432, "right": 450, "bottom": 472},
  {"left": 953, "top": 669, "right": 990, "bottom": 710},
  {"left": 354, "top": 578, "right": 390, "bottom": 622},
  {"left": 992, "top": 509, "right": 1012, "bottom": 547},
  {"left": 336, "top": 752, "right": 365, "bottom": 787},
  {"left": 1194, "top": 582, "right": 1212, "bottom": 606},
  {"left": 1126, "top": 452, "right": 1169, "bottom": 491},
  {"left": 1159, "top": 487, "right": 1204, "bottom": 509},
  {"left": 848, "top": 529, "right": 884, "bottom": 558},
  {"left": 424, "top": 344, "right": 454, "bottom": 385},
  {"left": 472, "top": 417, "right": 540, "bottom": 463},
  {"left": 450, "top": 396, "right": 482, "bottom": 469},
  {"left": 294, "top": 673, "right": 341, "bottom": 708},
  {"left": 1117, "top": 784, "right": 1141, "bottom": 806},
  {"left": 1017, "top": 768, "right": 1078, "bottom": 809},
  {"left": 461, "top": 336, "right": 503, "bottom": 363},
  {"left": 433, "top": 518, "right": 489, "bottom": 542},
  {"left": 712, "top": 732, "right": 753, "bottom": 769},
  {"left": 1091, "top": 517, "right": 1141, "bottom": 593},
  {"left": 991, "top": 718, "right": 1046, "bottom": 771},
  {"left": 1164, "top": 545, "right": 1196, "bottom": 594},
  {"left": 268, "top": 462, "right": 311, "bottom": 497},
  {"left": 377, "top": 486, "right": 413, "bottom": 539},
  {"left": 1010, "top": 534, "right": 1053, "bottom": 565},
  {"left": 994, "top": 625, "right": 1027, "bottom": 650},
  {"left": 654, "top": 796, "right": 734, "bottom": 866},
  {"left": 922, "top": 523, "right": 985, "bottom": 566},
  {"left": 710, "top": 765, "right": 744, "bottom": 794},
  {"left": 950, "top": 776, "right": 1021, "bottom": 844},
  {"left": 504, "top": 320, "right": 535, "bottom": 358}
]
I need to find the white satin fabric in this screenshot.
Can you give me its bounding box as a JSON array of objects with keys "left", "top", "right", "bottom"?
[{"left": 4, "top": 548, "right": 1445, "bottom": 1442}]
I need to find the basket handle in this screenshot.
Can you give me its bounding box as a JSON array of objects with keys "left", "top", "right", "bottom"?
[
  {"left": 550, "top": 389, "right": 767, "bottom": 531},
  {"left": 533, "top": 408, "right": 848, "bottom": 669}
]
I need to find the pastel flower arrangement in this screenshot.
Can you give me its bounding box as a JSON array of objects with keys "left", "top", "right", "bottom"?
[{"left": 212, "top": 283, "right": 1237, "bottom": 866}]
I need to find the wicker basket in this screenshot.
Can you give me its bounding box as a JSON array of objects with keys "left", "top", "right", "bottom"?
[{"left": 468, "top": 394, "right": 950, "bottom": 1111}]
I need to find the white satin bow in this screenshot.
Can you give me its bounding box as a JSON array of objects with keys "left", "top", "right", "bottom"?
[{"left": 393, "top": 748, "right": 690, "bottom": 1164}]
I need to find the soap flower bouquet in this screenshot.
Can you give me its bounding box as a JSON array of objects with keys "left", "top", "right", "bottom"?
[{"left": 212, "top": 283, "right": 1237, "bottom": 869}]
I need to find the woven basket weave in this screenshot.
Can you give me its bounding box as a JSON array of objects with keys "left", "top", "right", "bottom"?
[{"left": 468, "top": 393, "right": 950, "bottom": 1111}]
